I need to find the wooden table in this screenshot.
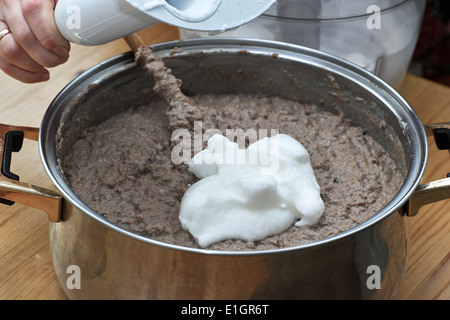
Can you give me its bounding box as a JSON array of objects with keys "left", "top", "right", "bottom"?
[{"left": 0, "top": 24, "right": 448, "bottom": 300}]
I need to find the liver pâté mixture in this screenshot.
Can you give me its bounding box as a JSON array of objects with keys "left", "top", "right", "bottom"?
[{"left": 61, "top": 93, "right": 403, "bottom": 251}]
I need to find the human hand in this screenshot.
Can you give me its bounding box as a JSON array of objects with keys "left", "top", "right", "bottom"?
[{"left": 0, "top": 0, "right": 70, "bottom": 83}]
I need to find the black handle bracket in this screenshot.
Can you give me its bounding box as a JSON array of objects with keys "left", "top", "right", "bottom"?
[
  {"left": 0, "top": 131, "right": 24, "bottom": 205},
  {"left": 433, "top": 128, "right": 450, "bottom": 150}
]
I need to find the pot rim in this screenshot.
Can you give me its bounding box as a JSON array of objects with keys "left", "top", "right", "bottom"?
[{"left": 39, "top": 38, "right": 427, "bottom": 256}]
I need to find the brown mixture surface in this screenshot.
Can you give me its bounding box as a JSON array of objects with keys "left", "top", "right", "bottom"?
[{"left": 61, "top": 94, "right": 403, "bottom": 251}]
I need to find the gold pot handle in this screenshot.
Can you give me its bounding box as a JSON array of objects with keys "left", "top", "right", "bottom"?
[
  {"left": 0, "top": 124, "right": 62, "bottom": 222},
  {"left": 402, "top": 122, "right": 450, "bottom": 217}
]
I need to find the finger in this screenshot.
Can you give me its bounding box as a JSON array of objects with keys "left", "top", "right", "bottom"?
[
  {"left": 3, "top": 1, "right": 67, "bottom": 68},
  {"left": 0, "top": 55, "right": 50, "bottom": 83},
  {"left": 0, "top": 26, "right": 48, "bottom": 72},
  {"left": 21, "top": 0, "right": 70, "bottom": 57}
]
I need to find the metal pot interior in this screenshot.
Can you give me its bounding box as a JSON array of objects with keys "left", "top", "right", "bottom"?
[{"left": 41, "top": 38, "right": 427, "bottom": 250}]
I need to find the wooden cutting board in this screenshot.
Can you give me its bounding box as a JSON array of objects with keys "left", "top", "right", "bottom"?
[{"left": 0, "top": 23, "right": 448, "bottom": 300}]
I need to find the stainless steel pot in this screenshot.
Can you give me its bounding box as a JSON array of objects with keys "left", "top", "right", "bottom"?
[{"left": 1, "top": 39, "right": 449, "bottom": 300}]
